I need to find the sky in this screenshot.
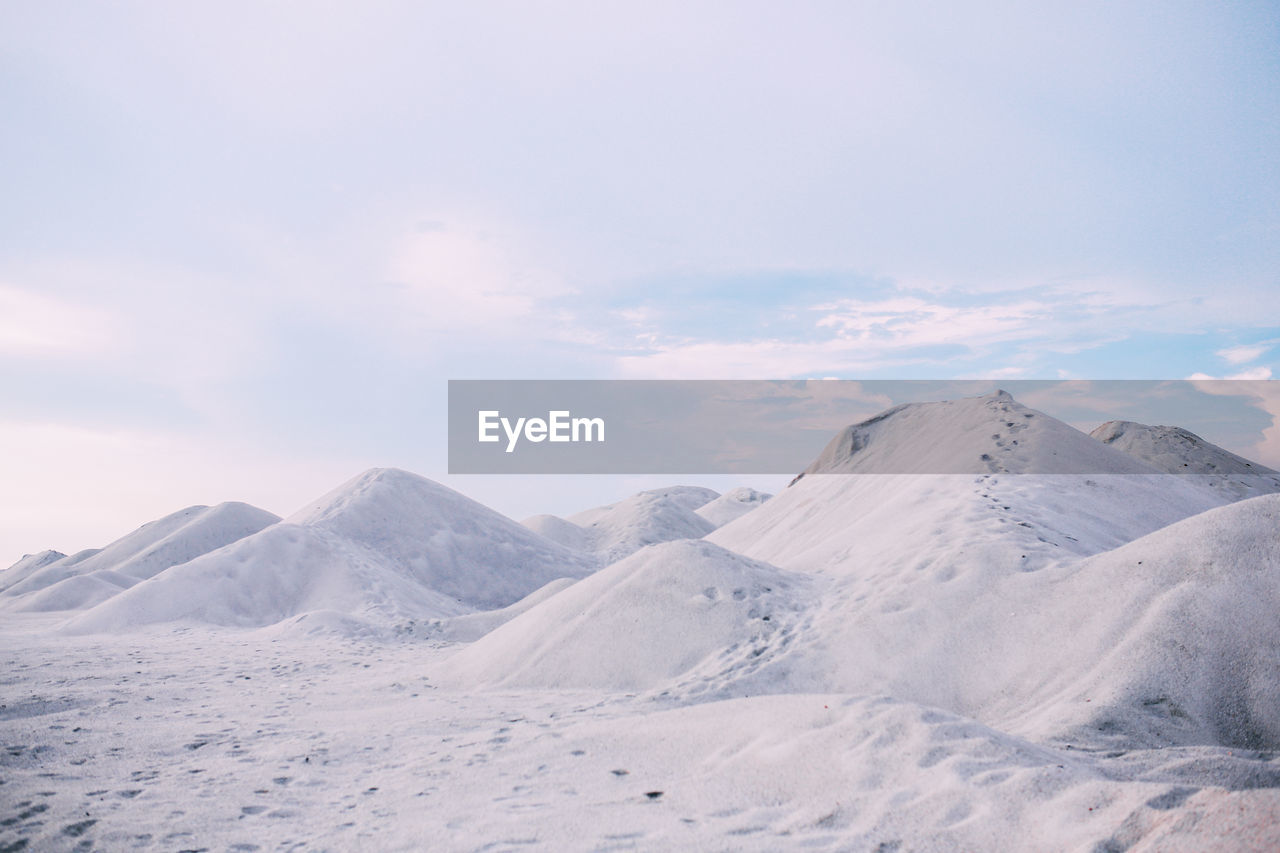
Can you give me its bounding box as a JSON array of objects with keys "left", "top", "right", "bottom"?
[{"left": 3, "top": 1, "right": 1280, "bottom": 562}]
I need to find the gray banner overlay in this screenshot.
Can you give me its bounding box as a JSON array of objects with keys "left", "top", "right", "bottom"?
[{"left": 448, "top": 379, "right": 1277, "bottom": 474}]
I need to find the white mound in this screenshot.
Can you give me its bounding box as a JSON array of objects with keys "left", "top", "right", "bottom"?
[
  {"left": 439, "top": 539, "right": 811, "bottom": 691},
  {"left": 61, "top": 468, "right": 595, "bottom": 632},
  {"left": 417, "top": 577, "right": 580, "bottom": 643},
  {"left": 1091, "top": 420, "right": 1280, "bottom": 501},
  {"left": 800, "top": 389, "right": 1158, "bottom": 476},
  {"left": 687, "top": 391, "right": 1280, "bottom": 749},
  {"left": 288, "top": 468, "right": 596, "bottom": 608},
  {"left": 558, "top": 486, "right": 720, "bottom": 564},
  {"left": 704, "top": 490, "right": 1280, "bottom": 751},
  {"left": 255, "top": 608, "right": 395, "bottom": 641},
  {"left": 0, "top": 549, "right": 66, "bottom": 593},
  {"left": 715, "top": 392, "right": 1223, "bottom": 573},
  {"left": 694, "top": 486, "right": 772, "bottom": 526},
  {"left": 566, "top": 485, "right": 719, "bottom": 528},
  {"left": 1002, "top": 494, "right": 1280, "bottom": 749},
  {"left": 520, "top": 514, "right": 592, "bottom": 552},
  {"left": 10, "top": 572, "right": 131, "bottom": 613},
  {"left": 1, "top": 502, "right": 281, "bottom": 604},
  {"left": 61, "top": 523, "right": 471, "bottom": 633}
]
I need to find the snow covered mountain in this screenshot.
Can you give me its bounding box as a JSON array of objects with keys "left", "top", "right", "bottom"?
[
  {"left": 523, "top": 485, "right": 722, "bottom": 564},
  {"left": 440, "top": 538, "right": 812, "bottom": 691},
  {"left": 1, "top": 502, "right": 281, "bottom": 612},
  {"left": 715, "top": 391, "right": 1222, "bottom": 572},
  {"left": 59, "top": 468, "right": 596, "bottom": 632},
  {"left": 1091, "top": 419, "right": 1280, "bottom": 501},
  {"left": 798, "top": 389, "right": 1159, "bottom": 476},
  {"left": 694, "top": 486, "right": 771, "bottom": 526},
  {"left": 284, "top": 468, "right": 596, "bottom": 608},
  {"left": 454, "top": 390, "right": 1277, "bottom": 754},
  {"left": 0, "top": 548, "right": 68, "bottom": 592}
]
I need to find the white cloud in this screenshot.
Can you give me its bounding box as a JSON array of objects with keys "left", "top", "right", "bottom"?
[
  {"left": 614, "top": 338, "right": 902, "bottom": 380},
  {"left": 1190, "top": 367, "right": 1274, "bottom": 381},
  {"left": 813, "top": 296, "right": 1047, "bottom": 349},
  {"left": 1216, "top": 342, "right": 1275, "bottom": 365},
  {"left": 613, "top": 286, "right": 1152, "bottom": 379},
  {"left": 984, "top": 366, "right": 1031, "bottom": 379}
]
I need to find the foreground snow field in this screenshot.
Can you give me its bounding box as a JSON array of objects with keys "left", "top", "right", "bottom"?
[
  {"left": 4, "top": 391, "right": 1280, "bottom": 850},
  {"left": 4, "top": 619, "right": 1279, "bottom": 852}
]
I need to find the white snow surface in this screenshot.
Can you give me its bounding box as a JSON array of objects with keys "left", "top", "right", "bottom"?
[
  {"left": 1, "top": 502, "right": 280, "bottom": 603},
  {"left": 1091, "top": 419, "right": 1280, "bottom": 501},
  {"left": 5, "top": 392, "right": 1280, "bottom": 850},
  {"left": 59, "top": 523, "right": 474, "bottom": 633},
  {"left": 0, "top": 549, "right": 66, "bottom": 591},
  {"left": 57, "top": 468, "right": 596, "bottom": 633},
  {"left": 693, "top": 485, "right": 771, "bottom": 526},
  {"left": 801, "top": 389, "right": 1159, "bottom": 476},
  {"left": 439, "top": 539, "right": 811, "bottom": 691},
  {"left": 523, "top": 485, "right": 721, "bottom": 564},
  {"left": 286, "top": 468, "right": 596, "bottom": 609}
]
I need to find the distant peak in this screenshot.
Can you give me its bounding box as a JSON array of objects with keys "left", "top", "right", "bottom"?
[{"left": 354, "top": 467, "right": 424, "bottom": 485}]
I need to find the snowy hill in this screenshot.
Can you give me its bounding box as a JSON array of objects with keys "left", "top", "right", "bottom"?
[
  {"left": 996, "top": 493, "right": 1280, "bottom": 749},
  {"left": 61, "top": 468, "right": 596, "bottom": 632},
  {"left": 1091, "top": 420, "right": 1280, "bottom": 501},
  {"left": 447, "top": 391, "right": 1275, "bottom": 753},
  {"left": 439, "top": 539, "right": 812, "bottom": 691},
  {"left": 712, "top": 392, "right": 1222, "bottom": 574},
  {"left": 61, "top": 523, "right": 471, "bottom": 633},
  {"left": 683, "top": 393, "right": 1280, "bottom": 749},
  {"left": 1, "top": 502, "right": 281, "bottom": 611},
  {"left": 286, "top": 468, "right": 596, "bottom": 608},
  {"left": 523, "top": 486, "right": 721, "bottom": 564},
  {"left": 0, "top": 549, "right": 67, "bottom": 593},
  {"left": 703, "top": 490, "right": 1280, "bottom": 750},
  {"left": 694, "top": 486, "right": 771, "bottom": 526},
  {"left": 799, "top": 389, "right": 1159, "bottom": 476}
]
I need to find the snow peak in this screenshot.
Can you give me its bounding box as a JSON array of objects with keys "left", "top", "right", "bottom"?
[{"left": 477, "top": 411, "right": 605, "bottom": 453}]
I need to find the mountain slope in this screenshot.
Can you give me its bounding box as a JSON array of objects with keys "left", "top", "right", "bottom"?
[
  {"left": 287, "top": 468, "right": 596, "bottom": 609},
  {"left": 712, "top": 392, "right": 1222, "bottom": 575},
  {"left": 799, "top": 390, "right": 1159, "bottom": 476},
  {"left": 695, "top": 487, "right": 771, "bottom": 526},
  {"left": 0, "top": 549, "right": 67, "bottom": 594},
  {"left": 995, "top": 493, "right": 1280, "bottom": 749},
  {"left": 524, "top": 486, "right": 722, "bottom": 565},
  {"left": 62, "top": 523, "right": 471, "bottom": 633},
  {"left": 62, "top": 468, "right": 596, "bottom": 632},
  {"left": 2, "top": 503, "right": 281, "bottom": 607},
  {"left": 1091, "top": 420, "right": 1280, "bottom": 502},
  {"left": 439, "top": 539, "right": 812, "bottom": 691},
  {"left": 682, "top": 392, "right": 1278, "bottom": 749}
]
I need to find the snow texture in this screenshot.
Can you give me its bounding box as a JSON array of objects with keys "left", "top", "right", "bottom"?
[
  {"left": 693, "top": 486, "right": 771, "bottom": 526},
  {"left": 524, "top": 485, "right": 721, "bottom": 564},
  {"left": 58, "top": 469, "right": 595, "bottom": 632},
  {"left": 1091, "top": 419, "right": 1280, "bottom": 501},
  {"left": 1, "top": 502, "right": 280, "bottom": 611}
]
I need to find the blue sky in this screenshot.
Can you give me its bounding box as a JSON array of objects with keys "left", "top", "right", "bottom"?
[{"left": 2, "top": 1, "right": 1279, "bottom": 560}]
